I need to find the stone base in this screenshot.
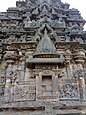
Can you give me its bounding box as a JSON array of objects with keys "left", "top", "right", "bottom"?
[
  {"left": 0, "top": 109, "right": 85, "bottom": 115},
  {"left": 0, "top": 101, "right": 86, "bottom": 115}
]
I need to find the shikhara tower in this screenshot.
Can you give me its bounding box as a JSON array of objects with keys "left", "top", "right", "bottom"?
[{"left": 0, "top": 0, "right": 86, "bottom": 114}]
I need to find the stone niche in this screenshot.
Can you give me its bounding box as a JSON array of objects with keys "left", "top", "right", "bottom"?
[
  {"left": 42, "top": 75, "right": 52, "bottom": 96},
  {"left": 36, "top": 70, "right": 59, "bottom": 102}
]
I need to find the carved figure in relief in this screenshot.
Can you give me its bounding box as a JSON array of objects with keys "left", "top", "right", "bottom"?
[
  {"left": 4, "top": 77, "right": 19, "bottom": 102},
  {"left": 73, "top": 64, "right": 85, "bottom": 78},
  {"left": 6, "top": 63, "right": 19, "bottom": 84},
  {"left": 58, "top": 82, "right": 79, "bottom": 98},
  {"left": 4, "top": 78, "right": 12, "bottom": 102},
  {"left": 6, "top": 64, "right": 14, "bottom": 78}
]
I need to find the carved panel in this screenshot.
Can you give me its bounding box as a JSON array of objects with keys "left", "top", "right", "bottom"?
[
  {"left": 14, "top": 85, "right": 36, "bottom": 101},
  {"left": 58, "top": 79, "right": 80, "bottom": 99},
  {"left": 4, "top": 82, "right": 36, "bottom": 103},
  {"left": 41, "top": 70, "right": 54, "bottom": 76}
]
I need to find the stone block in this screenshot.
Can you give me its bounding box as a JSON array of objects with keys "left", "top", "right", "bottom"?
[
  {"left": 46, "top": 86, "right": 52, "bottom": 92},
  {"left": 43, "top": 92, "right": 51, "bottom": 96}
]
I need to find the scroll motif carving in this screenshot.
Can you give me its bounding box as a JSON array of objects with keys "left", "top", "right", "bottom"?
[{"left": 42, "top": 70, "right": 53, "bottom": 75}]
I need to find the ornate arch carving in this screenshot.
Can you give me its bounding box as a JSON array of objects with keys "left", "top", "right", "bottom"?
[{"left": 39, "top": 70, "right": 55, "bottom": 76}]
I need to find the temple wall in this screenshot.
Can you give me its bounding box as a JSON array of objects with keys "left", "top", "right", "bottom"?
[{"left": 0, "top": 0, "right": 86, "bottom": 114}]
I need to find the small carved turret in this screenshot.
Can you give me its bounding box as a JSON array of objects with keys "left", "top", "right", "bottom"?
[
  {"left": 4, "top": 51, "right": 18, "bottom": 63},
  {"left": 74, "top": 49, "right": 85, "bottom": 63},
  {"left": 33, "top": 29, "right": 57, "bottom": 57}
]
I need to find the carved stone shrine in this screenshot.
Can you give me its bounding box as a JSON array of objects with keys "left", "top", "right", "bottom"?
[{"left": 0, "top": 0, "right": 86, "bottom": 114}]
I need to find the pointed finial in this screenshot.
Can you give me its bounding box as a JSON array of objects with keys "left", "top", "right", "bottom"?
[{"left": 44, "top": 28, "right": 48, "bottom": 35}]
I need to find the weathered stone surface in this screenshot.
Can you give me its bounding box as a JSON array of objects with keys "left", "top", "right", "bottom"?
[{"left": 0, "top": 0, "right": 86, "bottom": 114}]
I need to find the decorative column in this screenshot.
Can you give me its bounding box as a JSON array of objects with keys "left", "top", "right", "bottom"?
[
  {"left": 52, "top": 69, "right": 59, "bottom": 96},
  {"left": 79, "top": 77, "right": 86, "bottom": 101},
  {"left": 73, "top": 49, "right": 86, "bottom": 100},
  {"left": 35, "top": 70, "right": 42, "bottom": 100},
  {"left": 65, "top": 49, "right": 73, "bottom": 79},
  {"left": 4, "top": 78, "right": 12, "bottom": 102},
  {"left": 75, "top": 63, "right": 86, "bottom": 101}
]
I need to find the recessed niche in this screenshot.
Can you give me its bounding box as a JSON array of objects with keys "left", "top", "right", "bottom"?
[
  {"left": 42, "top": 75, "right": 52, "bottom": 85},
  {"left": 42, "top": 75, "right": 52, "bottom": 96}
]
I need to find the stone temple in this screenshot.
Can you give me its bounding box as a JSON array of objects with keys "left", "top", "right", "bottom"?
[{"left": 0, "top": 0, "right": 86, "bottom": 114}]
